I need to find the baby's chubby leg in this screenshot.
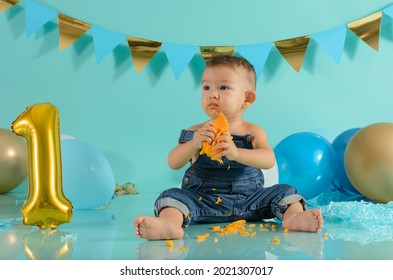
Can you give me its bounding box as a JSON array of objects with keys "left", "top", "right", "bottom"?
[
  {"left": 282, "top": 202, "right": 324, "bottom": 232},
  {"left": 134, "top": 207, "right": 184, "bottom": 240}
]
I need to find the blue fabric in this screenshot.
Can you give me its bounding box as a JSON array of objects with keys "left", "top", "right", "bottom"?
[{"left": 155, "top": 130, "right": 305, "bottom": 226}]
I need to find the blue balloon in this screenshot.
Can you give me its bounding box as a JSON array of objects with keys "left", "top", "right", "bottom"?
[
  {"left": 331, "top": 128, "right": 361, "bottom": 194},
  {"left": 274, "top": 132, "right": 336, "bottom": 200},
  {"left": 61, "top": 139, "right": 115, "bottom": 209}
]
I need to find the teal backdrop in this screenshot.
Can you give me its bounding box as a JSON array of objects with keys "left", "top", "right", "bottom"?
[{"left": 1, "top": 0, "right": 393, "bottom": 195}]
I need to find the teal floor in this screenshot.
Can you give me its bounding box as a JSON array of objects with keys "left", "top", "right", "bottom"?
[{"left": 1, "top": 185, "right": 393, "bottom": 260}]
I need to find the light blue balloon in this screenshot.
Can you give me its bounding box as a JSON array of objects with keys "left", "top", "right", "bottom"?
[
  {"left": 274, "top": 132, "right": 336, "bottom": 200},
  {"left": 61, "top": 139, "right": 115, "bottom": 209}
]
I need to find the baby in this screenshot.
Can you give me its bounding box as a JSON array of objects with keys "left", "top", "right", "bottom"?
[{"left": 134, "top": 55, "right": 323, "bottom": 240}]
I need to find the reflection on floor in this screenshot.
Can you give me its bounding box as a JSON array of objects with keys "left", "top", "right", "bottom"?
[{"left": 1, "top": 186, "right": 393, "bottom": 260}]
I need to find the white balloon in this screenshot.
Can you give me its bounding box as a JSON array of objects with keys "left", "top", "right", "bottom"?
[
  {"left": 261, "top": 160, "right": 279, "bottom": 188},
  {"left": 60, "top": 134, "right": 76, "bottom": 140}
]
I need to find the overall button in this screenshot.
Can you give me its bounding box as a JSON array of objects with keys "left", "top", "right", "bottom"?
[{"left": 183, "top": 177, "right": 190, "bottom": 184}]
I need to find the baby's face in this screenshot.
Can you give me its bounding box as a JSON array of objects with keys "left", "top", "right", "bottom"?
[{"left": 201, "top": 65, "right": 252, "bottom": 119}]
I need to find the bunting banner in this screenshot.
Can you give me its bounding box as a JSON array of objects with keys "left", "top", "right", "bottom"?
[
  {"left": 274, "top": 36, "right": 310, "bottom": 72},
  {"left": 0, "top": 0, "right": 19, "bottom": 12},
  {"left": 163, "top": 43, "right": 197, "bottom": 80},
  {"left": 200, "top": 46, "right": 235, "bottom": 62},
  {"left": 236, "top": 42, "right": 272, "bottom": 79},
  {"left": 127, "top": 36, "right": 162, "bottom": 73},
  {"left": 383, "top": 4, "right": 393, "bottom": 17},
  {"left": 311, "top": 25, "right": 347, "bottom": 65},
  {"left": 1, "top": 0, "right": 393, "bottom": 79},
  {"left": 91, "top": 25, "right": 125, "bottom": 64},
  {"left": 347, "top": 11, "right": 382, "bottom": 51},
  {"left": 58, "top": 13, "right": 90, "bottom": 50},
  {"left": 25, "top": 0, "right": 57, "bottom": 37}
]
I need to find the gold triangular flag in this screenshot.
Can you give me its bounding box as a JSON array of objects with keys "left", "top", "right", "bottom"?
[
  {"left": 58, "top": 13, "right": 91, "bottom": 50},
  {"left": 127, "top": 36, "right": 162, "bottom": 73},
  {"left": 347, "top": 11, "right": 382, "bottom": 51},
  {"left": 199, "top": 46, "right": 235, "bottom": 62},
  {"left": 274, "top": 35, "right": 310, "bottom": 72},
  {"left": 0, "top": 0, "right": 20, "bottom": 12}
]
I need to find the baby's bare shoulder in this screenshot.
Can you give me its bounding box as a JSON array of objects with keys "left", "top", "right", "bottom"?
[{"left": 243, "top": 121, "right": 265, "bottom": 135}]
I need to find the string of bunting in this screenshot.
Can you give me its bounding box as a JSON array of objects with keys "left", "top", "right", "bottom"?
[{"left": 2, "top": 0, "right": 393, "bottom": 80}]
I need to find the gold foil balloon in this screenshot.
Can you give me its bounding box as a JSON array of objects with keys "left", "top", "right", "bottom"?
[
  {"left": 344, "top": 123, "right": 393, "bottom": 203},
  {"left": 12, "top": 103, "right": 72, "bottom": 228},
  {"left": 0, "top": 128, "right": 27, "bottom": 193}
]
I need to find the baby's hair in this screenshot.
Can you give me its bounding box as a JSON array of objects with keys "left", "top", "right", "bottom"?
[{"left": 205, "top": 55, "right": 256, "bottom": 90}]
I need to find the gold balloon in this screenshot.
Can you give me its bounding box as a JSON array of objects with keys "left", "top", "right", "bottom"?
[
  {"left": 12, "top": 103, "right": 72, "bottom": 228},
  {"left": 0, "top": 128, "right": 27, "bottom": 193},
  {"left": 345, "top": 123, "right": 393, "bottom": 203}
]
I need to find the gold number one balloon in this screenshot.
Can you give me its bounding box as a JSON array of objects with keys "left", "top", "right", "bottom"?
[{"left": 12, "top": 103, "right": 72, "bottom": 229}]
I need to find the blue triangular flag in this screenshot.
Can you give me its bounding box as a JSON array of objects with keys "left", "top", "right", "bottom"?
[
  {"left": 236, "top": 42, "right": 272, "bottom": 79},
  {"left": 163, "top": 43, "right": 197, "bottom": 80},
  {"left": 383, "top": 4, "right": 393, "bottom": 18},
  {"left": 25, "top": 0, "right": 58, "bottom": 37},
  {"left": 311, "top": 25, "right": 347, "bottom": 65},
  {"left": 91, "top": 25, "right": 125, "bottom": 64}
]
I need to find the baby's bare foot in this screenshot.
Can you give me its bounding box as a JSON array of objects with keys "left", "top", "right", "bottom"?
[
  {"left": 134, "top": 216, "right": 184, "bottom": 240},
  {"left": 282, "top": 208, "right": 323, "bottom": 232}
]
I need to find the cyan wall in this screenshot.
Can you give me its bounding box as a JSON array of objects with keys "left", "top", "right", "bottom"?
[{"left": 1, "top": 0, "right": 393, "bottom": 193}]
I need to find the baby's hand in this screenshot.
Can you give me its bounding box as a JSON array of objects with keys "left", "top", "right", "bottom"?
[
  {"left": 193, "top": 121, "right": 217, "bottom": 150},
  {"left": 212, "top": 131, "right": 238, "bottom": 161}
]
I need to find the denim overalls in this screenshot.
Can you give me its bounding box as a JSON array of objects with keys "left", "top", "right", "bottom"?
[{"left": 154, "top": 130, "right": 305, "bottom": 227}]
